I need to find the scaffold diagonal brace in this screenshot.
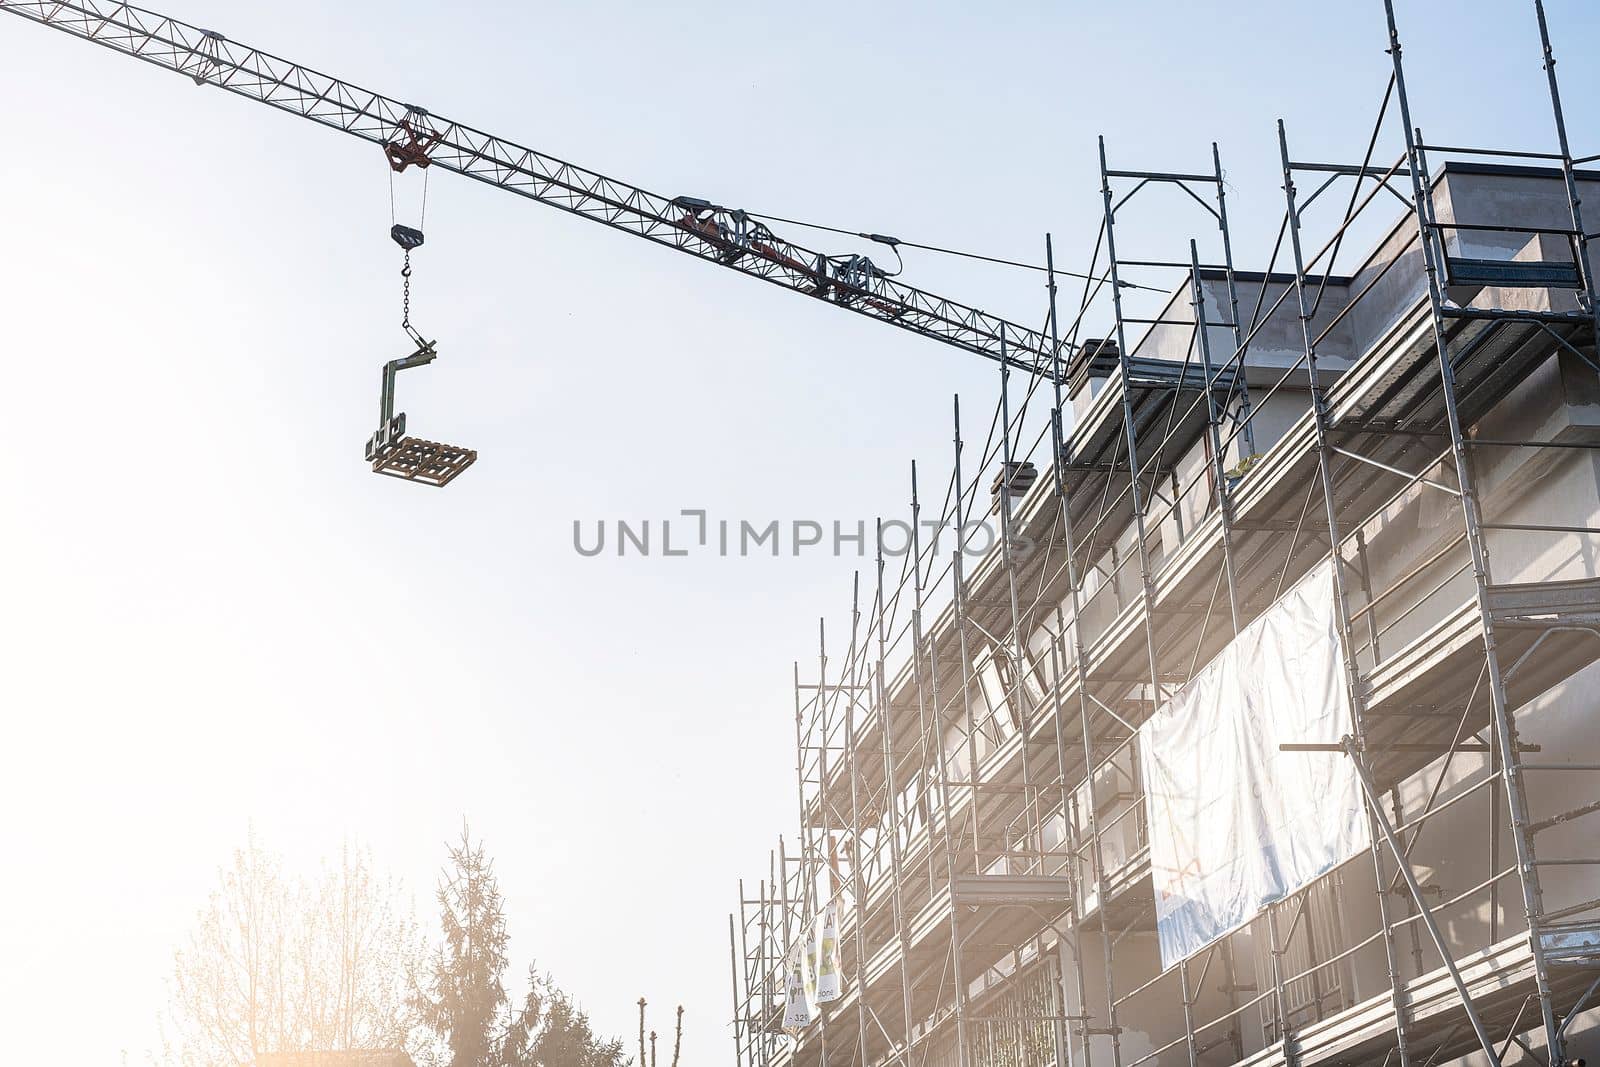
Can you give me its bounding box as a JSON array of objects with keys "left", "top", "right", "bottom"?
[{"left": 1341, "top": 734, "right": 1503, "bottom": 1067}]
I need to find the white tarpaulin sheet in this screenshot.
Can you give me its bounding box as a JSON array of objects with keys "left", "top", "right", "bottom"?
[{"left": 1139, "top": 560, "right": 1370, "bottom": 968}]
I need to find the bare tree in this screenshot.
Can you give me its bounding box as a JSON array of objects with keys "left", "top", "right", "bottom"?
[
  {"left": 635, "top": 998, "right": 683, "bottom": 1067},
  {"left": 164, "top": 830, "right": 426, "bottom": 1065},
  {"left": 308, "top": 841, "right": 427, "bottom": 1051}
]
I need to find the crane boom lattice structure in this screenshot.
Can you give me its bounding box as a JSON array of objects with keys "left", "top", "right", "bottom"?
[{"left": 0, "top": 0, "right": 1054, "bottom": 377}]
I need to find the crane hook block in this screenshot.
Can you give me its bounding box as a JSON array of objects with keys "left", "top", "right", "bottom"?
[{"left": 391, "top": 224, "right": 425, "bottom": 251}]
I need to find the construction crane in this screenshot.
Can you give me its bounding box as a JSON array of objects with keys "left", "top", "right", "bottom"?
[{"left": 0, "top": 0, "right": 1059, "bottom": 485}]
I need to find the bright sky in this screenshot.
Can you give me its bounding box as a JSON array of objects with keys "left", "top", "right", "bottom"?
[{"left": 3, "top": 1, "right": 1597, "bottom": 1064}]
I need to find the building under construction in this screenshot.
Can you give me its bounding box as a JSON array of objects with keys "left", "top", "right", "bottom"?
[{"left": 729, "top": 7, "right": 1600, "bottom": 1067}]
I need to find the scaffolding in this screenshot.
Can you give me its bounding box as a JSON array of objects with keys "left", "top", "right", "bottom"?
[{"left": 731, "top": 5, "right": 1600, "bottom": 1067}]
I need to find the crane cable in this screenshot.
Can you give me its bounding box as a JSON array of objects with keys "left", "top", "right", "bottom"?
[
  {"left": 741, "top": 211, "right": 1163, "bottom": 292},
  {"left": 388, "top": 165, "right": 431, "bottom": 340}
]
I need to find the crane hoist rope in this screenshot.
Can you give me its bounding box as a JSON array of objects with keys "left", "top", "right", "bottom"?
[{"left": 387, "top": 124, "right": 431, "bottom": 344}]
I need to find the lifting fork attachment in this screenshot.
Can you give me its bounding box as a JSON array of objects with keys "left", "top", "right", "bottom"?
[{"left": 363, "top": 338, "right": 477, "bottom": 487}]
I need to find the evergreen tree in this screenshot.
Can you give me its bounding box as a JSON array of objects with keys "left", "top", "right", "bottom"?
[
  {"left": 504, "top": 971, "right": 628, "bottom": 1067},
  {"left": 415, "top": 826, "right": 513, "bottom": 1067},
  {"left": 414, "top": 826, "right": 629, "bottom": 1067}
]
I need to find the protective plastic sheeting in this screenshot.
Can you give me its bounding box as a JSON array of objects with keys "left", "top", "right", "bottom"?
[{"left": 1139, "top": 560, "right": 1370, "bottom": 968}]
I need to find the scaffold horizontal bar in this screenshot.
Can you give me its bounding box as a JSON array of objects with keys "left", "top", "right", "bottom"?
[
  {"left": 1480, "top": 522, "right": 1600, "bottom": 534},
  {"left": 1117, "top": 259, "right": 1231, "bottom": 271},
  {"left": 1440, "top": 307, "right": 1589, "bottom": 323},
  {"left": 1471, "top": 438, "right": 1600, "bottom": 450},
  {"left": 1290, "top": 160, "right": 1416, "bottom": 176},
  {"left": 1418, "top": 143, "right": 1566, "bottom": 161},
  {"left": 1104, "top": 169, "right": 1216, "bottom": 183},
  {"left": 1528, "top": 798, "right": 1600, "bottom": 834},
  {"left": 1280, "top": 742, "right": 1535, "bottom": 753},
  {"left": 1533, "top": 859, "right": 1600, "bottom": 866},
  {"left": 1121, "top": 317, "right": 1237, "bottom": 327},
  {"left": 1433, "top": 220, "right": 1583, "bottom": 235}
]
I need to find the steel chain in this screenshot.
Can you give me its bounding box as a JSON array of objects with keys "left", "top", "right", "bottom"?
[{"left": 401, "top": 250, "right": 413, "bottom": 331}]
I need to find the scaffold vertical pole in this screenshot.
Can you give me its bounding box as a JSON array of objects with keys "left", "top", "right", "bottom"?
[
  {"left": 1277, "top": 113, "right": 1415, "bottom": 1067},
  {"left": 844, "top": 572, "right": 871, "bottom": 1067},
  {"left": 1213, "top": 141, "right": 1258, "bottom": 459},
  {"left": 780, "top": 834, "right": 795, "bottom": 1033},
  {"left": 948, "top": 394, "right": 979, "bottom": 1067},
  {"left": 1188, "top": 238, "right": 1242, "bottom": 634},
  {"left": 873, "top": 519, "right": 919, "bottom": 1065},
  {"left": 730, "top": 913, "right": 745, "bottom": 1067},
  {"left": 1044, "top": 233, "right": 1126, "bottom": 1067},
  {"left": 742, "top": 878, "right": 758, "bottom": 1067},
  {"left": 1178, "top": 955, "right": 1199, "bottom": 1067},
  {"left": 995, "top": 329, "right": 1046, "bottom": 887},
  {"left": 1098, "top": 136, "right": 1166, "bottom": 720},
  {"left": 815, "top": 620, "right": 833, "bottom": 1065},
  {"left": 793, "top": 663, "right": 809, "bottom": 927},
  {"left": 1383, "top": 3, "right": 1564, "bottom": 1061},
  {"left": 908, "top": 459, "right": 941, "bottom": 913},
  {"left": 909, "top": 457, "right": 967, "bottom": 1067},
  {"left": 1533, "top": 0, "right": 1598, "bottom": 324},
  {"left": 789, "top": 660, "right": 822, "bottom": 1065}
]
